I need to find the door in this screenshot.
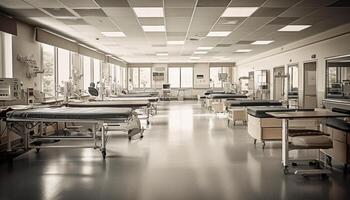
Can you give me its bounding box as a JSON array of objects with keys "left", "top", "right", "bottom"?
[
  {"left": 303, "top": 62, "right": 317, "bottom": 109},
  {"left": 273, "top": 66, "right": 285, "bottom": 101}
]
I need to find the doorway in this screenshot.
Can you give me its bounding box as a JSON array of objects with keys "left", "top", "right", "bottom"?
[
  {"left": 303, "top": 61, "right": 317, "bottom": 109},
  {"left": 273, "top": 66, "right": 285, "bottom": 101}
]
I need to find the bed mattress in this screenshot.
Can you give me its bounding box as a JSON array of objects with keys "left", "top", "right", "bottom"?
[
  {"left": 226, "top": 100, "right": 282, "bottom": 107},
  {"left": 6, "top": 107, "right": 133, "bottom": 121},
  {"left": 67, "top": 101, "right": 150, "bottom": 108}
]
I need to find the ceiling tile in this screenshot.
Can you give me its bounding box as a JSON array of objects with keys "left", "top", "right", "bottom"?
[
  {"left": 0, "top": 0, "right": 33, "bottom": 9},
  {"left": 102, "top": 7, "right": 135, "bottom": 17},
  {"left": 236, "top": 40, "right": 254, "bottom": 44},
  {"left": 60, "top": 0, "right": 98, "bottom": 8},
  {"left": 25, "top": 0, "right": 63, "bottom": 8},
  {"left": 138, "top": 17, "right": 164, "bottom": 25},
  {"left": 94, "top": 0, "right": 130, "bottom": 7},
  {"left": 229, "top": 0, "right": 266, "bottom": 7},
  {"left": 59, "top": 18, "right": 89, "bottom": 25},
  {"left": 216, "top": 43, "right": 232, "bottom": 47},
  {"left": 8, "top": 8, "right": 48, "bottom": 17},
  {"left": 165, "top": 8, "right": 194, "bottom": 17},
  {"left": 295, "top": 0, "right": 339, "bottom": 7},
  {"left": 268, "top": 17, "right": 299, "bottom": 25},
  {"left": 263, "top": 0, "right": 301, "bottom": 8},
  {"left": 252, "top": 7, "right": 287, "bottom": 17},
  {"left": 44, "top": 8, "right": 74, "bottom": 17},
  {"left": 128, "top": 0, "right": 163, "bottom": 7},
  {"left": 164, "top": 0, "right": 196, "bottom": 8},
  {"left": 74, "top": 9, "right": 107, "bottom": 17},
  {"left": 197, "top": 0, "right": 231, "bottom": 7},
  {"left": 218, "top": 17, "right": 246, "bottom": 25},
  {"left": 279, "top": 7, "right": 317, "bottom": 17}
]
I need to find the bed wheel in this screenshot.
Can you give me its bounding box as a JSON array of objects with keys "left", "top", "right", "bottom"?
[
  {"left": 36, "top": 148, "right": 40, "bottom": 153},
  {"left": 102, "top": 151, "right": 106, "bottom": 159},
  {"left": 283, "top": 167, "right": 288, "bottom": 175},
  {"left": 147, "top": 120, "right": 150, "bottom": 125},
  {"left": 253, "top": 139, "right": 257, "bottom": 145},
  {"left": 128, "top": 136, "right": 132, "bottom": 140},
  {"left": 262, "top": 141, "right": 266, "bottom": 149}
]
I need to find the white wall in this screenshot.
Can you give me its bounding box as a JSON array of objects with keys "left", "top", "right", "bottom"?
[{"left": 235, "top": 23, "right": 350, "bottom": 107}]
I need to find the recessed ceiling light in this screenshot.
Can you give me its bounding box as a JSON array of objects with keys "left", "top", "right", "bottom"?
[
  {"left": 156, "top": 53, "right": 168, "bottom": 56},
  {"left": 101, "top": 32, "right": 126, "bottom": 37},
  {"left": 278, "top": 25, "right": 311, "bottom": 32},
  {"left": 220, "top": 58, "right": 231, "bottom": 61},
  {"left": 190, "top": 56, "right": 200, "bottom": 60},
  {"left": 207, "top": 31, "right": 231, "bottom": 37},
  {"left": 167, "top": 41, "right": 185, "bottom": 45},
  {"left": 197, "top": 47, "right": 213, "bottom": 50},
  {"left": 213, "top": 56, "right": 224, "bottom": 59},
  {"left": 142, "top": 26, "right": 166, "bottom": 32},
  {"left": 235, "top": 49, "right": 252, "bottom": 53},
  {"left": 133, "top": 7, "right": 164, "bottom": 17},
  {"left": 251, "top": 40, "right": 274, "bottom": 45},
  {"left": 158, "top": 57, "right": 168, "bottom": 60},
  {"left": 194, "top": 51, "right": 208, "bottom": 54},
  {"left": 221, "top": 7, "right": 258, "bottom": 17}
]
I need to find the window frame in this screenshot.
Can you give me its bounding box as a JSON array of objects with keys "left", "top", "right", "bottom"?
[{"left": 128, "top": 67, "right": 152, "bottom": 88}]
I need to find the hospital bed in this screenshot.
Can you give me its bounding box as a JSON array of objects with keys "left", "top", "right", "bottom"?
[
  {"left": 109, "top": 95, "right": 159, "bottom": 114},
  {"left": 225, "top": 100, "right": 282, "bottom": 125},
  {"left": 66, "top": 100, "right": 151, "bottom": 125},
  {"left": 205, "top": 94, "right": 248, "bottom": 112},
  {"left": 5, "top": 107, "right": 143, "bottom": 159},
  {"left": 247, "top": 106, "right": 318, "bottom": 148}
]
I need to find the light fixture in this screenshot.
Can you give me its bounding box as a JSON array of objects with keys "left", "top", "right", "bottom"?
[
  {"left": 235, "top": 49, "right": 252, "bottom": 53},
  {"left": 101, "top": 32, "right": 126, "bottom": 37},
  {"left": 278, "top": 25, "right": 311, "bottom": 32},
  {"left": 207, "top": 31, "right": 231, "bottom": 37},
  {"left": 197, "top": 47, "right": 213, "bottom": 50},
  {"left": 167, "top": 41, "right": 185, "bottom": 45},
  {"left": 251, "top": 40, "right": 274, "bottom": 45},
  {"left": 133, "top": 7, "right": 164, "bottom": 17},
  {"left": 194, "top": 51, "right": 208, "bottom": 54},
  {"left": 190, "top": 56, "right": 200, "bottom": 60},
  {"left": 142, "top": 26, "right": 166, "bottom": 32},
  {"left": 156, "top": 52, "right": 168, "bottom": 56},
  {"left": 221, "top": 7, "right": 258, "bottom": 17}
]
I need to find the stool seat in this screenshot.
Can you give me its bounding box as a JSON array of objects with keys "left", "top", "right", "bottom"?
[{"left": 290, "top": 135, "right": 333, "bottom": 150}]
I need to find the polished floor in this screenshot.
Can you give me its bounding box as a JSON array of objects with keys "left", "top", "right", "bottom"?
[{"left": 1, "top": 101, "right": 350, "bottom": 200}]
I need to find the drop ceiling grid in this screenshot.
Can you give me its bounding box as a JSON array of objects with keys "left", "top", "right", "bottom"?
[{"left": 0, "top": 0, "right": 349, "bottom": 62}]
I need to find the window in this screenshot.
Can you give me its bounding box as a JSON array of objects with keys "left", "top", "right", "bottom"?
[
  {"left": 140, "top": 68, "right": 151, "bottom": 88},
  {"left": 1, "top": 32, "right": 13, "bottom": 78},
  {"left": 83, "top": 56, "right": 91, "bottom": 91},
  {"left": 288, "top": 65, "right": 298, "bottom": 93},
  {"left": 210, "top": 67, "right": 222, "bottom": 88},
  {"left": 41, "top": 44, "right": 55, "bottom": 98},
  {"left": 110, "top": 64, "right": 116, "bottom": 83},
  {"left": 180, "top": 67, "right": 193, "bottom": 88},
  {"left": 57, "top": 48, "right": 71, "bottom": 87},
  {"left": 210, "top": 67, "right": 230, "bottom": 88},
  {"left": 93, "top": 59, "right": 101, "bottom": 83},
  {"left": 116, "top": 65, "right": 120, "bottom": 85},
  {"left": 121, "top": 67, "right": 126, "bottom": 88},
  {"left": 168, "top": 67, "right": 180, "bottom": 88},
  {"left": 128, "top": 67, "right": 152, "bottom": 88}
]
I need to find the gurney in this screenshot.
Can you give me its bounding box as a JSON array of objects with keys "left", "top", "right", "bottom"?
[
  {"left": 204, "top": 94, "right": 248, "bottom": 111},
  {"left": 109, "top": 96, "right": 159, "bottom": 114},
  {"left": 226, "top": 100, "right": 282, "bottom": 125},
  {"left": 66, "top": 100, "right": 151, "bottom": 124},
  {"left": 6, "top": 107, "right": 143, "bottom": 159}
]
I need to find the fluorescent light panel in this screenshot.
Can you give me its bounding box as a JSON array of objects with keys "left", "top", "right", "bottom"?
[
  {"left": 101, "top": 32, "right": 126, "bottom": 37},
  {"left": 167, "top": 41, "right": 185, "bottom": 45},
  {"left": 251, "top": 40, "right": 274, "bottom": 45},
  {"left": 197, "top": 47, "right": 213, "bottom": 50},
  {"left": 194, "top": 51, "right": 208, "bottom": 54},
  {"left": 278, "top": 25, "right": 311, "bottom": 32},
  {"left": 142, "top": 26, "right": 165, "bottom": 32},
  {"left": 133, "top": 7, "right": 164, "bottom": 17},
  {"left": 190, "top": 56, "right": 200, "bottom": 60},
  {"left": 221, "top": 7, "right": 258, "bottom": 17},
  {"left": 235, "top": 49, "right": 252, "bottom": 53},
  {"left": 156, "top": 53, "right": 168, "bottom": 56},
  {"left": 207, "top": 31, "right": 231, "bottom": 37}
]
